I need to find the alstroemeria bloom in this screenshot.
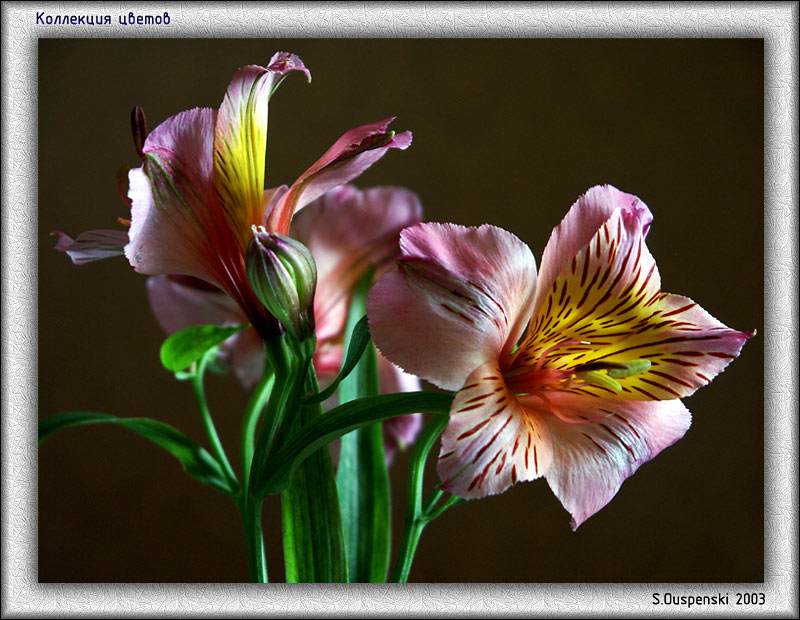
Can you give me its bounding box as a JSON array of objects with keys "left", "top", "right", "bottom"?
[
  {"left": 147, "top": 184, "right": 424, "bottom": 460},
  {"left": 55, "top": 52, "right": 411, "bottom": 341},
  {"left": 367, "top": 185, "right": 751, "bottom": 528}
]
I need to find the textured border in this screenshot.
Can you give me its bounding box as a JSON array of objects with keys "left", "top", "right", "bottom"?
[{"left": 2, "top": 2, "right": 797, "bottom": 617}]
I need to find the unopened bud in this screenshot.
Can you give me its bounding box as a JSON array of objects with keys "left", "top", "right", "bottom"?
[{"left": 246, "top": 226, "right": 317, "bottom": 342}]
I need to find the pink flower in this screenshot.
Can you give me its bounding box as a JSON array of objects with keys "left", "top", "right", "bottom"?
[
  {"left": 55, "top": 52, "right": 411, "bottom": 341},
  {"left": 147, "top": 184, "right": 424, "bottom": 460},
  {"left": 367, "top": 185, "right": 752, "bottom": 528}
]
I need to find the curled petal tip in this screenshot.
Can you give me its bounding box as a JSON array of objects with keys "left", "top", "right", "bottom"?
[
  {"left": 51, "top": 230, "right": 72, "bottom": 251},
  {"left": 391, "top": 130, "right": 413, "bottom": 150},
  {"left": 267, "top": 51, "right": 311, "bottom": 82}
]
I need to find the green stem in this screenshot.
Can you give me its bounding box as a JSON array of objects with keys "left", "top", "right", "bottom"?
[
  {"left": 424, "top": 494, "right": 464, "bottom": 522},
  {"left": 240, "top": 497, "right": 267, "bottom": 583},
  {"left": 191, "top": 351, "right": 238, "bottom": 493},
  {"left": 241, "top": 369, "right": 275, "bottom": 495},
  {"left": 248, "top": 336, "right": 315, "bottom": 494},
  {"left": 392, "top": 415, "right": 448, "bottom": 584},
  {"left": 237, "top": 366, "right": 275, "bottom": 584},
  {"left": 421, "top": 488, "right": 444, "bottom": 515}
]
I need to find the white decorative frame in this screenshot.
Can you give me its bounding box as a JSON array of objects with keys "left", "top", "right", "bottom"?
[{"left": 2, "top": 2, "right": 797, "bottom": 617}]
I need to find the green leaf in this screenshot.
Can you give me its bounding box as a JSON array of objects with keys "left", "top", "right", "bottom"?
[
  {"left": 39, "top": 412, "right": 235, "bottom": 494},
  {"left": 257, "top": 391, "right": 453, "bottom": 497},
  {"left": 159, "top": 324, "right": 248, "bottom": 373},
  {"left": 281, "top": 370, "right": 347, "bottom": 583},
  {"left": 336, "top": 268, "right": 391, "bottom": 583},
  {"left": 304, "top": 315, "right": 371, "bottom": 404}
]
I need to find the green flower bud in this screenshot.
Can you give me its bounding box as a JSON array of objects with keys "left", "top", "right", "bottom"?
[{"left": 246, "top": 226, "right": 317, "bottom": 343}]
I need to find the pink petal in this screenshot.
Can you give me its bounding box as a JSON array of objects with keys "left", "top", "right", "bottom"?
[
  {"left": 518, "top": 203, "right": 750, "bottom": 400},
  {"left": 266, "top": 118, "right": 412, "bottom": 235},
  {"left": 291, "top": 185, "right": 423, "bottom": 343},
  {"left": 146, "top": 275, "right": 265, "bottom": 387},
  {"left": 437, "top": 361, "right": 553, "bottom": 498},
  {"left": 125, "top": 107, "right": 240, "bottom": 290},
  {"left": 314, "top": 339, "right": 346, "bottom": 378},
  {"left": 229, "top": 326, "right": 268, "bottom": 388},
  {"left": 532, "top": 185, "right": 651, "bottom": 317},
  {"left": 53, "top": 230, "right": 128, "bottom": 265},
  {"left": 214, "top": 54, "right": 310, "bottom": 250},
  {"left": 146, "top": 274, "right": 246, "bottom": 334},
  {"left": 377, "top": 354, "right": 423, "bottom": 463},
  {"left": 368, "top": 223, "right": 537, "bottom": 391},
  {"left": 540, "top": 393, "right": 691, "bottom": 529}
]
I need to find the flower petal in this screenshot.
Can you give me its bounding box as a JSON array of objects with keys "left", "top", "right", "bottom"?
[
  {"left": 292, "top": 185, "right": 423, "bottom": 343},
  {"left": 146, "top": 274, "right": 246, "bottom": 334},
  {"left": 125, "top": 107, "right": 241, "bottom": 290},
  {"left": 437, "top": 361, "right": 553, "bottom": 498},
  {"left": 146, "top": 275, "right": 265, "bottom": 386},
  {"left": 377, "top": 354, "right": 423, "bottom": 464},
  {"left": 518, "top": 205, "right": 750, "bottom": 400},
  {"left": 266, "top": 118, "right": 412, "bottom": 235},
  {"left": 53, "top": 229, "right": 128, "bottom": 265},
  {"left": 214, "top": 53, "right": 310, "bottom": 249},
  {"left": 368, "top": 223, "right": 537, "bottom": 391},
  {"left": 532, "top": 185, "right": 651, "bottom": 317},
  {"left": 229, "top": 326, "right": 268, "bottom": 388},
  {"left": 540, "top": 393, "right": 691, "bottom": 529}
]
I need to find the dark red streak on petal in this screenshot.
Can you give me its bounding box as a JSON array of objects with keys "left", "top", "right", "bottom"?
[
  {"left": 649, "top": 369, "right": 694, "bottom": 389},
  {"left": 661, "top": 357, "right": 699, "bottom": 367},
  {"left": 558, "top": 280, "right": 568, "bottom": 307},
  {"left": 457, "top": 418, "right": 492, "bottom": 440},
  {"left": 600, "top": 423, "right": 636, "bottom": 461},
  {"left": 580, "top": 249, "right": 591, "bottom": 287},
  {"left": 609, "top": 412, "right": 642, "bottom": 440},
  {"left": 661, "top": 302, "right": 698, "bottom": 318},
  {"left": 441, "top": 303, "right": 476, "bottom": 325},
  {"left": 590, "top": 334, "right": 727, "bottom": 362},
  {"left": 632, "top": 386, "right": 659, "bottom": 399},
  {"left": 462, "top": 392, "right": 492, "bottom": 405},
  {"left": 457, "top": 402, "right": 488, "bottom": 414},
  {"left": 496, "top": 451, "right": 508, "bottom": 475},
  {"left": 489, "top": 402, "right": 509, "bottom": 418},
  {"left": 471, "top": 417, "right": 512, "bottom": 463},
  {"left": 582, "top": 432, "right": 608, "bottom": 456},
  {"left": 637, "top": 263, "right": 657, "bottom": 297}
]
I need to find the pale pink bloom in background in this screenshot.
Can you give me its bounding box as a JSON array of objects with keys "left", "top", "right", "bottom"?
[
  {"left": 367, "top": 185, "right": 751, "bottom": 528},
  {"left": 55, "top": 51, "right": 411, "bottom": 341}
]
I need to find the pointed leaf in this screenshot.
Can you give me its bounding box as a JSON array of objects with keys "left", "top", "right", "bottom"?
[
  {"left": 305, "top": 315, "right": 371, "bottom": 404},
  {"left": 257, "top": 391, "right": 453, "bottom": 497},
  {"left": 160, "top": 323, "right": 248, "bottom": 372},
  {"left": 39, "top": 412, "right": 234, "bottom": 494}
]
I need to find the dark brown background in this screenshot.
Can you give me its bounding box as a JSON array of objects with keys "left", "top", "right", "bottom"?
[{"left": 38, "top": 39, "right": 763, "bottom": 583}]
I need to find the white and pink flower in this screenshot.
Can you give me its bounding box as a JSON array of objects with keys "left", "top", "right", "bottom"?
[
  {"left": 55, "top": 51, "right": 411, "bottom": 341},
  {"left": 367, "top": 185, "right": 751, "bottom": 528}
]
